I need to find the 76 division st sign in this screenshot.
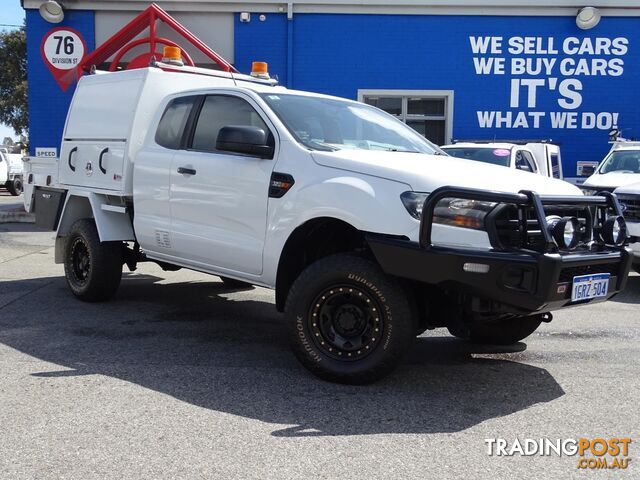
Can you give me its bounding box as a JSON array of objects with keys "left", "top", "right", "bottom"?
[{"left": 41, "top": 27, "right": 86, "bottom": 92}]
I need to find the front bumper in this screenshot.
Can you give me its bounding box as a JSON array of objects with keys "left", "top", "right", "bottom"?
[
  {"left": 367, "top": 237, "right": 632, "bottom": 313},
  {"left": 368, "top": 186, "right": 633, "bottom": 314}
]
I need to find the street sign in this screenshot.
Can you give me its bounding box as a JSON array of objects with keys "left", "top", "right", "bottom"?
[{"left": 40, "top": 27, "right": 86, "bottom": 92}]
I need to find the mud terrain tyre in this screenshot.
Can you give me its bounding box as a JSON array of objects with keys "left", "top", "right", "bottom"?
[
  {"left": 285, "top": 254, "right": 415, "bottom": 384},
  {"left": 63, "top": 219, "right": 123, "bottom": 302}
]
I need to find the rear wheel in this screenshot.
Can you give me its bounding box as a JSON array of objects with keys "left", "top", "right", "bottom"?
[
  {"left": 7, "top": 178, "right": 23, "bottom": 196},
  {"left": 285, "top": 254, "right": 415, "bottom": 384},
  {"left": 63, "top": 219, "right": 123, "bottom": 302},
  {"left": 449, "top": 315, "right": 543, "bottom": 345}
]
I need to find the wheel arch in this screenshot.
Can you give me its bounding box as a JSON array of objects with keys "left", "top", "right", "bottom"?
[
  {"left": 275, "top": 217, "right": 369, "bottom": 312},
  {"left": 54, "top": 192, "right": 135, "bottom": 263}
]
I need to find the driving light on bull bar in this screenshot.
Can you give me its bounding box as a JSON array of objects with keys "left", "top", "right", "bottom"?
[
  {"left": 602, "top": 216, "right": 627, "bottom": 246},
  {"left": 547, "top": 215, "right": 580, "bottom": 249}
]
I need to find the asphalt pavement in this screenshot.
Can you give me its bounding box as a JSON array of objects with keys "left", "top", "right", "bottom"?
[
  {"left": 0, "top": 222, "right": 638, "bottom": 479},
  {"left": 0, "top": 191, "right": 33, "bottom": 223}
]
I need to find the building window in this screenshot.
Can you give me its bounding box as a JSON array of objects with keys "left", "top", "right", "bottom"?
[{"left": 358, "top": 90, "right": 454, "bottom": 146}]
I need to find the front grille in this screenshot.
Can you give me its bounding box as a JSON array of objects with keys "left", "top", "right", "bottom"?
[
  {"left": 558, "top": 262, "right": 620, "bottom": 283},
  {"left": 617, "top": 195, "right": 640, "bottom": 222},
  {"left": 491, "top": 204, "right": 592, "bottom": 252}
]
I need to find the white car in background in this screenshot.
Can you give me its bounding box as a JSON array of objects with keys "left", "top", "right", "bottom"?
[
  {"left": 614, "top": 182, "right": 640, "bottom": 273},
  {"left": 441, "top": 141, "right": 563, "bottom": 179},
  {"left": 581, "top": 141, "right": 640, "bottom": 195},
  {"left": 0, "top": 150, "right": 24, "bottom": 196}
]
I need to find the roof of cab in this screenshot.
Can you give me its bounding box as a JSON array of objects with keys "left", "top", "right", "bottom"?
[
  {"left": 84, "top": 64, "right": 361, "bottom": 105},
  {"left": 610, "top": 141, "right": 640, "bottom": 151}
]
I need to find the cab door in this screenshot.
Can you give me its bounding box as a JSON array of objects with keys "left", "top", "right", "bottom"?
[
  {"left": 169, "top": 93, "right": 277, "bottom": 275},
  {"left": 133, "top": 95, "right": 198, "bottom": 255}
]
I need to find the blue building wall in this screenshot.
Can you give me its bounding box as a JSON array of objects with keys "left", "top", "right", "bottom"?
[
  {"left": 235, "top": 13, "right": 640, "bottom": 178},
  {"left": 24, "top": 10, "right": 640, "bottom": 179},
  {"left": 26, "top": 9, "right": 95, "bottom": 156}
]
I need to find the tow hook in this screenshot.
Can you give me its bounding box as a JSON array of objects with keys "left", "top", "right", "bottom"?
[{"left": 541, "top": 312, "right": 553, "bottom": 323}]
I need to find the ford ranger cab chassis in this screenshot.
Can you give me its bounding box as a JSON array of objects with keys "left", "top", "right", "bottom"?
[{"left": 25, "top": 63, "right": 632, "bottom": 384}]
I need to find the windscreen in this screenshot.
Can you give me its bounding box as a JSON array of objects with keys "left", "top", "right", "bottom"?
[
  {"left": 599, "top": 150, "right": 640, "bottom": 174},
  {"left": 260, "top": 93, "right": 442, "bottom": 154},
  {"left": 442, "top": 147, "right": 512, "bottom": 167}
]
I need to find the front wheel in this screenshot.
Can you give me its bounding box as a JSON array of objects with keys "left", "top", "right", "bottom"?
[
  {"left": 285, "top": 254, "right": 415, "bottom": 384},
  {"left": 7, "top": 178, "right": 23, "bottom": 196},
  {"left": 452, "top": 315, "right": 543, "bottom": 345},
  {"left": 63, "top": 219, "right": 123, "bottom": 302}
]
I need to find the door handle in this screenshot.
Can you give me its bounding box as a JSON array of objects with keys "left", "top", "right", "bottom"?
[
  {"left": 68, "top": 146, "right": 78, "bottom": 172},
  {"left": 99, "top": 148, "right": 108, "bottom": 174},
  {"left": 177, "top": 167, "right": 196, "bottom": 175}
]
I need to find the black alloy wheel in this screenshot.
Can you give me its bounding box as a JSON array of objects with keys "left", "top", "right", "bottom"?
[{"left": 308, "top": 284, "right": 384, "bottom": 361}]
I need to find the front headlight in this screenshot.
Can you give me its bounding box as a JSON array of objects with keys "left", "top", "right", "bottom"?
[
  {"left": 433, "top": 198, "right": 497, "bottom": 230},
  {"left": 400, "top": 191, "right": 496, "bottom": 230}
]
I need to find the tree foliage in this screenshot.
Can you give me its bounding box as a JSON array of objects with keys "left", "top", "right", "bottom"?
[{"left": 0, "top": 25, "right": 27, "bottom": 135}]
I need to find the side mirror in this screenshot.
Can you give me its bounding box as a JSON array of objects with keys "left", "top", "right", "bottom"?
[{"left": 216, "top": 126, "right": 274, "bottom": 159}]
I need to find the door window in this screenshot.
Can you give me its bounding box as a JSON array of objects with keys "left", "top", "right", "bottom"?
[
  {"left": 521, "top": 151, "right": 538, "bottom": 173},
  {"left": 515, "top": 150, "right": 536, "bottom": 173},
  {"left": 191, "top": 95, "right": 270, "bottom": 153},
  {"left": 550, "top": 153, "right": 561, "bottom": 178},
  {"left": 155, "top": 96, "right": 198, "bottom": 149}
]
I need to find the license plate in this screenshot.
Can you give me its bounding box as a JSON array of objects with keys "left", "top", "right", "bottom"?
[{"left": 571, "top": 273, "right": 610, "bottom": 302}]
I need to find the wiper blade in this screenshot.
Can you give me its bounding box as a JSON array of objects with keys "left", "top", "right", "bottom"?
[{"left": 308, "top": 140, "right": 339, "bottom": 151}]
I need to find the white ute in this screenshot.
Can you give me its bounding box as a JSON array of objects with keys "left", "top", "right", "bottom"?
[
  {"left": 25, "top": 54, "right": 633, "bottom": 384},
  {"left": 441, "top": 141, "right": 563, "bottom": 179},
  {"left": 0, "top": 149, "right": 24, "bottom": 196},
  {"left": 614, "top": 182, "right": 640, "bottom": 274},
  {"left": 581, "top": 140, "right": 640, "bottom": 194}
]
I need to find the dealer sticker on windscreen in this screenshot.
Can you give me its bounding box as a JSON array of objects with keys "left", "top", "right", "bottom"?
[{"left": 571, "top": 273, "right": 610, "bottom": 302}]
